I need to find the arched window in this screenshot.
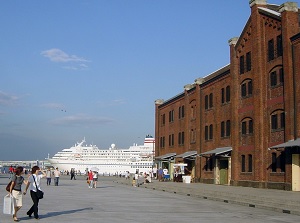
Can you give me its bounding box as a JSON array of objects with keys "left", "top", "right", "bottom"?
[
  {"left": 270, "top": 66, "right": 284, "bottom": 87},
  {"left": 270, "top": 110, "right": 285, "bottom": 131},
  {"left": 240, "top": 79, "right": 253, "bottom": 98},
  {"left": 241, "top": 117, "right": 254, "bottom": 135}
]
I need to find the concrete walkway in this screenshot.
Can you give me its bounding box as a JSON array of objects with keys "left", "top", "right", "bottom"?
[
  {"left": 1, "top": 174, "right": 300, "bottom": 223},
  {"left": 114, "top": 176, "right": 300, "bottom": 216}
]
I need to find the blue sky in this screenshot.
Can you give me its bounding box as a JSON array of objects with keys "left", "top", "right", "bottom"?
[{"left": 0, "top": 0, "right": 294, "bottom": 161}]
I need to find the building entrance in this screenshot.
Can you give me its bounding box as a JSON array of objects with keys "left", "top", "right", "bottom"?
[{"left": 292, "top": 154, "right": 300, "bottom": 191}]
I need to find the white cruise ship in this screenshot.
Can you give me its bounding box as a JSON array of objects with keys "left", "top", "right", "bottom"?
[{"left": 46, "top": 135, "right": 155, "bottom": 175}]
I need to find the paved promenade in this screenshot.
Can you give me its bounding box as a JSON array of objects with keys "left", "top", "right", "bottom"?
[
  {"left": 1, "top": 174, "right": 300, "bottom": 223},
  {"left": 115, "top": 176, "right": 300, "bottom": 216}
]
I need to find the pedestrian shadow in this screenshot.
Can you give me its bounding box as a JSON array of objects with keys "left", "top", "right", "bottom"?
[
  {"left": 95, "top": 185, "right": 115, "bottom": 189},
  {"left": 42, "top": 207, "right": 94, "bottom": 219}
]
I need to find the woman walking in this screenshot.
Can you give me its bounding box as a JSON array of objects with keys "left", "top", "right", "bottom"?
[
  {"left": 93, "top": 171, "right": 98, "bottom": 188},
  {"left": 9, "top": 166, "right": 28, "bottom": 222},
  {"left": 88, "top": 170, "right": 93, "bottom": 188},
  {"left": 24, "top": 166, "right": 46, "bottom": 220}
]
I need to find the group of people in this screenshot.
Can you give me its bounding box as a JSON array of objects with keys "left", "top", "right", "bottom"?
[
  {"left": 157, "top": 167, "right": 169, "bottom": 181},
  {"left": 8, "top": 165, "right": 46, "bottom": 221},
  {"left": 87, "top": 170, "right": 98, "bottom": 188},
  {"left": 46, "top": 167, "right": 61, "bottom": 186}
]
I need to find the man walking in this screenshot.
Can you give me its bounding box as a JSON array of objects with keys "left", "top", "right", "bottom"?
[{"left": 54, "top": 168, "right": 60, "bottom": 186}]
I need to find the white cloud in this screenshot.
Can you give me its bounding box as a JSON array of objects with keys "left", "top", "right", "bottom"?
[
  {"left": 50, "top": 114, "right": 114, "bottom": 126},
  {"left": 41, "top": 48, "right": 89, "bottom": 63},
  {"left": 41, "top": 48, "right": 90, "bottom": 70},
  {"left": 0, "top": 91, "right": 20, "bottom": 106}
]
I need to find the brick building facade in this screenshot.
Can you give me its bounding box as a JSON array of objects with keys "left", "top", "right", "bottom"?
[{"left": 155, "top": 0, "right": 300, "bottom": 190}]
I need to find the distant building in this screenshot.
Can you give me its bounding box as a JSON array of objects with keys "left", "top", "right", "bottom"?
[{"left": 155, "top": 0, "right": 300, "bottom": 190}]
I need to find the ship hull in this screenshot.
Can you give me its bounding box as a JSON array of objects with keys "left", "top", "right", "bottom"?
[{"left": 47, "top": 158, "right": 153, "bottom": 175}]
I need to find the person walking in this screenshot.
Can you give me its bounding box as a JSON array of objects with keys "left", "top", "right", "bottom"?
[
  {"left": 53, "top": 167, "right": 60, "bottom": 186},
  {"left": 158, "top": 167, "right": 163, "bottom": 182},
  {"left": 88, "top": 170, "right": 93, "bottom": 188},
  {"left": 70, "top": 168, "right": 76, "bottom": 180},
  {"left": 9, "top": 166, "right": 28, "bottom": 222},
  {"left": 24, "top": 166, "right": 46, "bottom": 220},
  {"left": 46, "top": 168, "right": 52, "bottom": 186},
  {"left": 93, "top": 171, "right": 98, "bottom": 188}
]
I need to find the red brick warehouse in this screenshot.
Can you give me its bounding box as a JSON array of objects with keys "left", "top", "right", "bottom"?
[{"left": 154, "top": 0, "right": 300, "bottom": 190}]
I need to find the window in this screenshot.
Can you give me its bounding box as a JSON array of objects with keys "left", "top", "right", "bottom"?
[
  {"left": 270, "top": 68, "right": 284, "bottom": 87},
  {"left": 178, "top": 131, "right": 185, "bottom": 145},
  {"left": 168, "top": 134, "right": 174, "bottom": 147},
  {"left": 221, "top": 120, "right": 231, "bottom": 138},
  {"left": 240, "top": 55, "right": 245, "bottom": 74},
  {"left": 221, "top": 88, "right": 225, "bottom": 104},
  {"left": 241, "top": 118, "right": 253, "bottom": 135},
  {"left": 221, "top": 86, "right": 230, "bottom": 104},
  {"left": 209, "top": 93, "right": 213, "bottom": 108},
  {"left": 268, "top": 39, "right": 275, "bottom": 61},
  {"left": 205, "top": 125, "right": 213, "bottom": 140},
  {"left": 271, "top": 152, "right": 277, "bottom": 172},
  {"left": 209, "top": 124, "right": 213, "bottom": 140},
  {"left": 205, "top": 95, "right": 208, "bottom": 109},
  {"left": 277, "top": 35, "right": 283, "bottom": 57},
  {"left": 205, "top": 94, "right": 213, "bottom": 109},
  {"left": 205, "top": 126, "right": 209, "bottom": 140},
  {"left": 271, "top": 110, "right": 285, "bottom": 131},
  {"left": 169, "top": 110, "right": 174, "bottom": 122},
  {"left": 271, "top": 114, "right": 278, "bottom": 130},
  {"left": 279, "top": 68, "right": 284, "bottom": 83},
  {"left": 242, "top": 121, "right": 247, "bottom": 135},
  {"left": 226, "top": 120, "right": 231, "bottom": 137},
  {"left": 159, "top": 137, "right": 165, "bottom": 148},
  {"left": 246, "top": 52, "right": 251, "bottom": 72},
  {"left": 249, "top": 120, "right": 253, "bottom": 134},
  {"left": 241, "top": 79, "right": 253, "bottom": 98},
  {"left": 221, "top": 121, "right": 225, "bottom": 137},
  {"left": 178, "top": 106, "right": 185, "bottom": 119},
  {"left": 248, "top": 154, "right": 253, "bottom": 172},
  {"left": 226, "top": 86, "right": 230, "bottom": 102},
  {"left": 248, "top": 81, "right": 252, "bottom": 95},
  {"left": 270, "top": 71, "right": 277, "bottom": 87},
  {"left": 241, "top": 155, "right": 246, "bottom": 172},
  {"left": 241, "top": 83, "right": 247, "bottom": 97}
]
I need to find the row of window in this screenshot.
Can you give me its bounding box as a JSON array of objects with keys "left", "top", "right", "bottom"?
[
  {"left": 204, "top": 152, "right": 285, "bottom": 173},
  {"left": 205, "top": 86, "right": 231, "bottom": 110},
  {"left": 160, "top": 111, "right": 284, "bottom": 148},
  {"left": 239, "top": 35, "right": 282, "bottom": 74},
  {"left": 240, "top": 152, "right": 285, "bottom": 173},
  {"left": 162, "top": 70, "right": 283, "bottom": 125}
]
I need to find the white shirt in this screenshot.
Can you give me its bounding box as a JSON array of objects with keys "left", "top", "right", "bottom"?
[
  {"left": 163, "top": 169, "right": 168, "bottom": 175},
  {"left": 29, "top": 174, "right": 44, "bottom": 192},
  {"left": 54, "top": 170, "right": 60, "bottom": 177}
]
